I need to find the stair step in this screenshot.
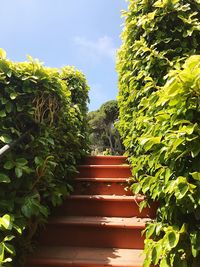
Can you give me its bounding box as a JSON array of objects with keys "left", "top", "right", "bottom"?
[
  {"left": 37, "top": 216, "right": 150, "bottom": 249},
  {"left": 49, "top": 216, "right": 150, "bottom": 228},
  {"left": 68, "top": 195, "right": 144, "bottom": 201},
  {"left": 73, "top": 177, "right": 131, "bottom": 195},
  {"left": 27, "top": 246, "right": 144, "bottom": 267},
  {"left": 75, "top": 177, "right": 131, "bottom": 182},
  {"left": 82, "top": 155, "right": 128, "bottom": 165},
  {"left": 55, "top": 195, "right": 156, "bottom": 218},
  {"left": 78, "top": 165, "right": 132, "bottom": 178},
  {"left": 27, "top": 155, "right": 157, "bottom": 266}
]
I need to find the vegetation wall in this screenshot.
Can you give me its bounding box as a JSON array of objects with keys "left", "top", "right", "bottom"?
[
  {"left": 0, "top": 49, "right": 89, "bottom": 266},
  {"left": 117, "top": 1, "right": 200, "bottom": 266}
]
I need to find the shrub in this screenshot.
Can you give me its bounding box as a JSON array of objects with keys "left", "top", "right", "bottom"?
[
  {"left": 0, "top": 49, "right": 89, "bottom": 266},
  {"left": 117, "top": 0, "right": 200, "bottom": 266},
  {"left": 132, "top": 56, "right": 200, "bottom": 266},
  {"left": 117, "top": 0, "right": 200, "bottom": 142}
]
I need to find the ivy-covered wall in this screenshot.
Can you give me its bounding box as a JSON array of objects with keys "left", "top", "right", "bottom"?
[
  {"left": 0, "top": 49, "right": 89, "bottom": 266},
  {"left": 117, "top": 1, "right": 200, "bottom": 266}
]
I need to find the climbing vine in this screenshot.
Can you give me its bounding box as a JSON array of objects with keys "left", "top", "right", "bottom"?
[
  {"left": 117, "top": 0, "right": 200, "bottom": 266},
  {"left": 0, "top": 48, "right": 89, "bottom": 266}
]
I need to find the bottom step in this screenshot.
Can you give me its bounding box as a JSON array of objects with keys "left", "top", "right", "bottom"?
[{"left": 27, "top": 246, "right": 144, "bottom": 267}]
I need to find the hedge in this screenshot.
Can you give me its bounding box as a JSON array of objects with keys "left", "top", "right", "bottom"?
[
  {"left": 0, "top": 48, "right": 89, "bottom": 266},
  {"left": 117, "top": 0, "right": 200, "bottom": 266}
]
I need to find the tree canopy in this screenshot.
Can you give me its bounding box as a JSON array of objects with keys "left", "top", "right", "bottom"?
[{"left": 88, "top": 100, "right": 123, "bottom": 154}]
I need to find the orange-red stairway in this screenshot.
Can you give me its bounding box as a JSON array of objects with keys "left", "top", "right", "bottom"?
[{"left": 27, "top": 156, "right": 156, "bottom": 267}]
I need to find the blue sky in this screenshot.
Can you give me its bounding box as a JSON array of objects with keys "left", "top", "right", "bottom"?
[{"left": 0, "top": 0, "right": 127, "bottom": 111}]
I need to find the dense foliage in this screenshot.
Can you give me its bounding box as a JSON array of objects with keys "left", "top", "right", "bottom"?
[
  {"left": 0, "top": 49, "right": 89, "bottom": 266},
  {"left": 117, "top": 0, "right": 200, "bottom": 266},
  {"left": 88, "top": 100, "right": 123, "bottom": 154}
]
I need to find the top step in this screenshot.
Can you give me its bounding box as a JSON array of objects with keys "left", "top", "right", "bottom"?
[{"left": 82, "top": 156, "right": 128, "bottom": 165}]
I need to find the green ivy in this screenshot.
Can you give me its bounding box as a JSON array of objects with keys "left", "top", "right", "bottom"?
[
  {"left": 0, "top": 49, "right": 89, "bottom": 266},
  {"left": 131, "top": 56, "right": 200, "bottom": 266},
  {"left": 117, "top": 1, "right": 200, "bottom": 266}
]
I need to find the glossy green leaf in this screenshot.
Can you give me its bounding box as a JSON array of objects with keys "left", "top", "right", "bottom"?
[
  {"left": 190, "top": 172, "right": 200, "bottom": 181},
  {"left": 0, "top": 135, "right": 11, "bottom": 144},
  {"left": 146, "top": 223, "right": 156, "bottom": 239},
  {"left": 0, "top": 110, "right": 6, "bottom": 117},
  {"left": 15, "top": 167, "right": 23, "bottom": 178},
  {"left": 0, "top": 215, "right": 12, "bottom": 230},
  {"left": 3, "top": 161, "right": 14, "bottom": 170},
  {"left": 16, "top": 158, "right": 28, "bottom": 166},
  {"left": 10, "top": 92, "right": 18, "bottom": 100},
  {"left": 0, "top": 173, "right": 11, "bottom": 183},
  {"left": 167, "top": 232, "right": 180, "bottom": 248}
]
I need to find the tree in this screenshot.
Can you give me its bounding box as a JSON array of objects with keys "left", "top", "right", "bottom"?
[{"left": 88, "top": 100, "right": 123, "bottom": 154}]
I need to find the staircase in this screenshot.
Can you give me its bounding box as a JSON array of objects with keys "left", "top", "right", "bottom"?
[{"left": 27, "top": 156, "right": 156, "bottom": 267}]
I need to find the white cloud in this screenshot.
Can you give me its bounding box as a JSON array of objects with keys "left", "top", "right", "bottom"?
[{"left": 74, "top": 36, "right": 117, "bottom": 61}]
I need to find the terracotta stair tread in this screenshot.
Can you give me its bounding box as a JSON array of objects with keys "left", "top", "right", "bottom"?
[
  {"left": 74, "top": 177, "right": 131, "bottom": 182},
  {"left": 82, "top": 156, "right": 128, "bottom": 166},
  {"left": 78, "top": 165, "right": 130, "bottom": 168},
  {"left": 68, "top": 194, "right": 145, "bottom": 201},
  {"left": 78, "top": 164, "right": 131, "bottom": 179},
  {"left": 28, "top": 246, "right": 144, "bottom": 267},
  {"left": 49, "top": 216, "right": 151, "bottom": 228},
  {"left": 86, "top": 155, "right": 127, "bottom": 159}
]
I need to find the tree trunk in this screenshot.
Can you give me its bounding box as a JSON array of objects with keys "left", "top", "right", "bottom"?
[
  {"left": 105, "top": 128, "right": 114, "bottom": 153},
  {"left": 107, "top": 134, "right": 114, "bottom": 152},
  {"left": 116, "top": 131, "right": 123, "bottom": 153}
]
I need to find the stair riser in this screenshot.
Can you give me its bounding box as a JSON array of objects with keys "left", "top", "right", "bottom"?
[
  {"left": 73, "top": 182, "right": 132, "bottom": 196},
  {"left": 78, "top": 167, "right": 131, "bottom": 178},
  {"left": 55, "top": 200, "right": 156, "bottom": 218},
  {"left": 27, "top": 260, "right": 71, "bottom": 267},
  {"left": 83, "top": 157, "right": 127, "bottom": 165},
  {"left": 38, "top": 225, "right": 144, "bottom": 249}
]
